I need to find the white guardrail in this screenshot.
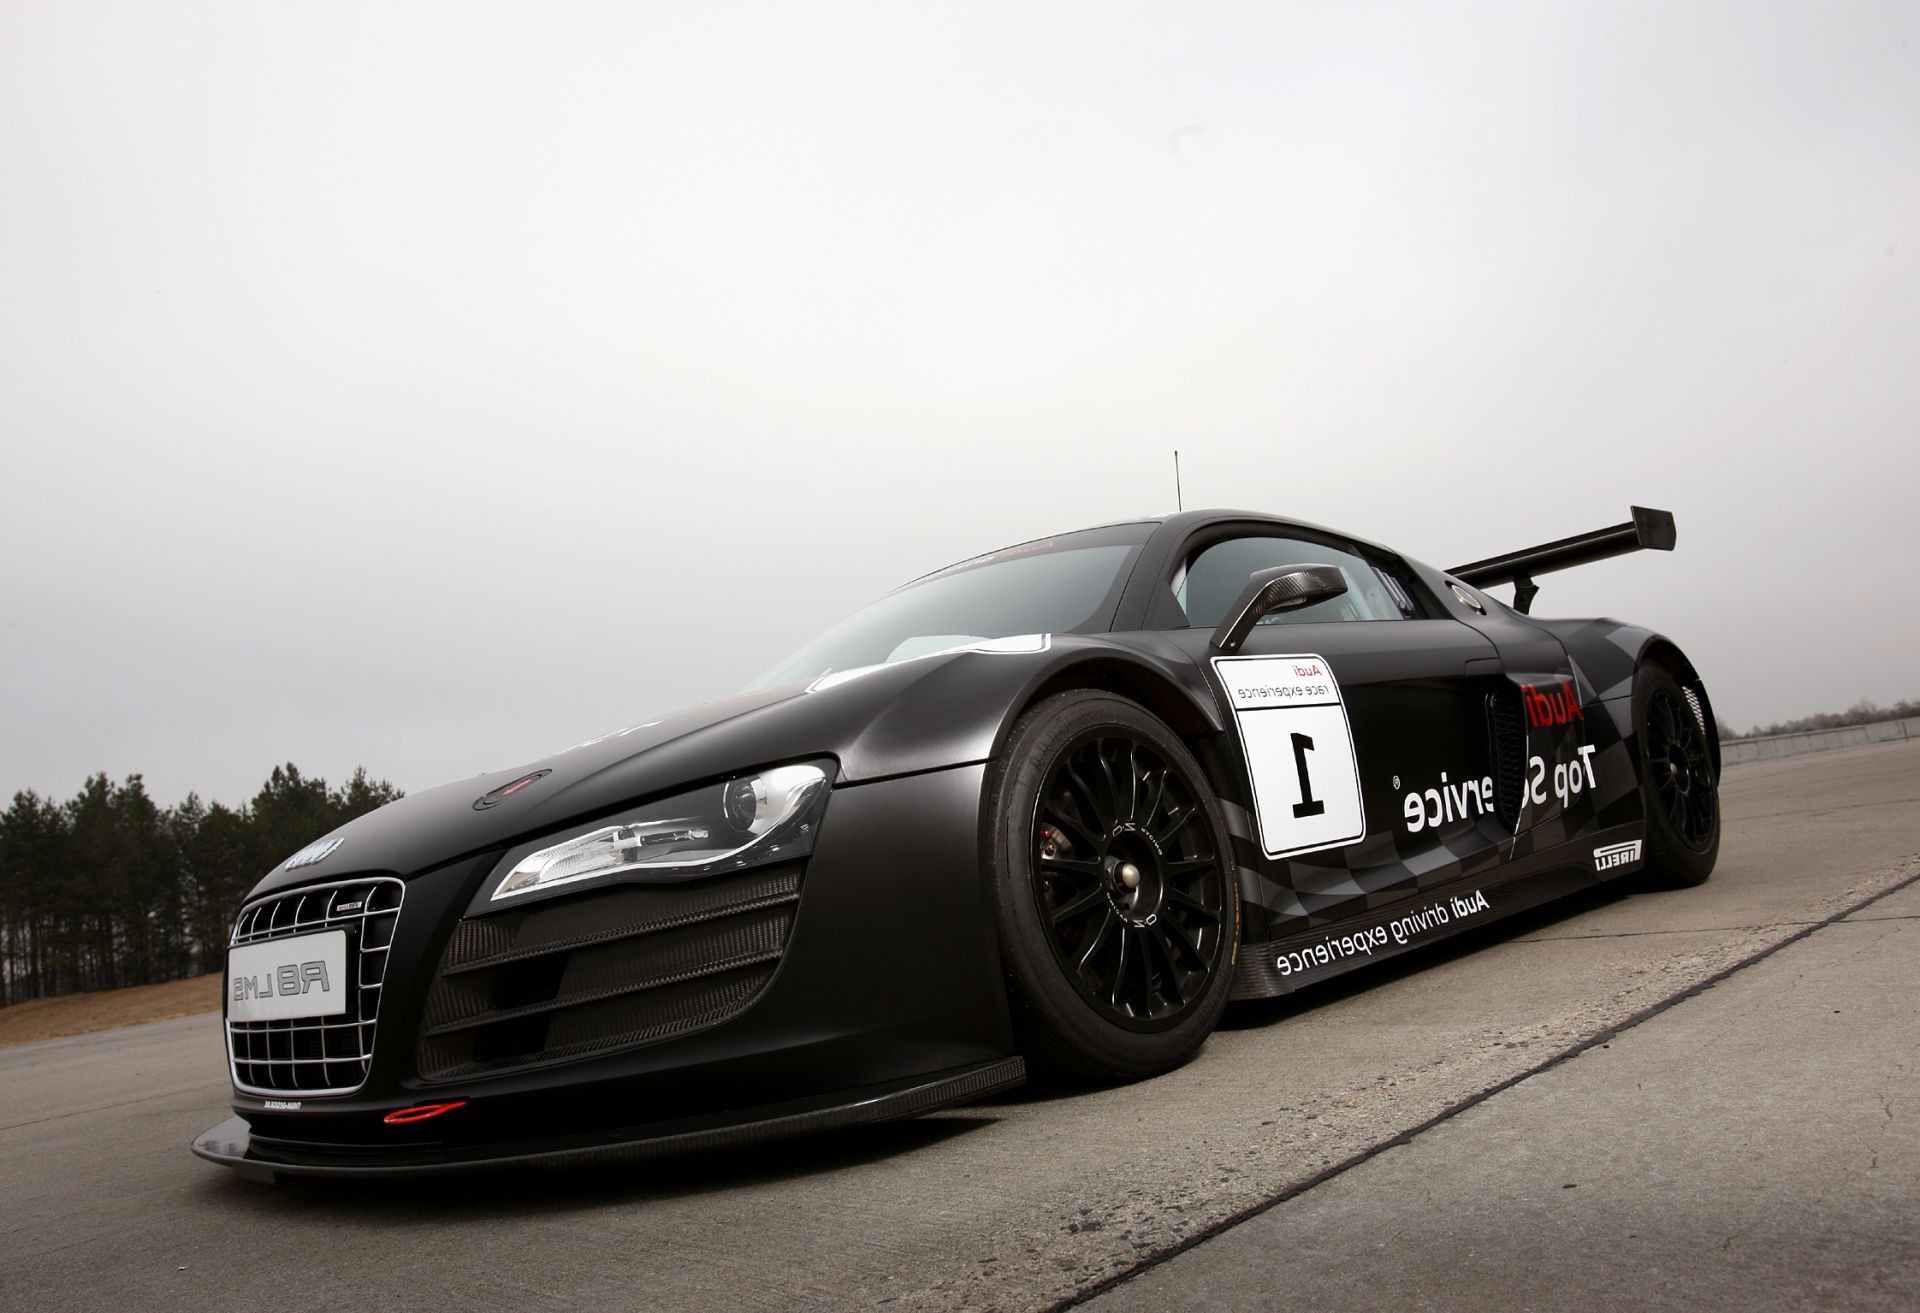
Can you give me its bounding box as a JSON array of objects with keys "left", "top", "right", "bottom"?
[{"left": 1722, "top": 715, "right": 1920, "bottom": 766}]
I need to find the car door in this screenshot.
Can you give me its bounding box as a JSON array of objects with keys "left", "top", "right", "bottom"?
[{"left": 1152, "top": 529, "right": 1510, "bottom": 935}]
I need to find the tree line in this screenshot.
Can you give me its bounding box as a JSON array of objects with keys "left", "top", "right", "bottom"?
[
  {"left": 0, "top": 765, "right": 400, "bottom": 1006},
  {"left": 1732, "top": 697, "right": 1920, "bottom": 740}
]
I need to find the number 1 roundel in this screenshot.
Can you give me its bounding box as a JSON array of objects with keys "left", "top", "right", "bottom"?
[{"left": 1212, "top": 654, "right": 1367, "bottom": 860}]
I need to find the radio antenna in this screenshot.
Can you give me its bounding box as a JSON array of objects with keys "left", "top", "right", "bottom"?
[{"left": 1174, "top": 449, "right": 1183, "bottom": 512}]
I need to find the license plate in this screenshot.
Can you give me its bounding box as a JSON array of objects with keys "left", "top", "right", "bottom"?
[{"left": 228, "top": 930, "right": 349, "bottom": 1023}]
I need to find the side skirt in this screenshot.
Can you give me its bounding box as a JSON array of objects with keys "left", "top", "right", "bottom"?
[{"left": 1230, "top": 824, "right": 1646, "bottom": 1000}]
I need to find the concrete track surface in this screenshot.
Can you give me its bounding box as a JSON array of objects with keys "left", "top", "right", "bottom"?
[{"left": 3, "top": 743, "right": 1915, "bottom": 1312}]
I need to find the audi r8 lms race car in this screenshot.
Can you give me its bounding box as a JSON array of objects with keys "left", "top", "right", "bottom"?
[{"left": 194, "top": 506, "right": 1719, "bottom": 1179}]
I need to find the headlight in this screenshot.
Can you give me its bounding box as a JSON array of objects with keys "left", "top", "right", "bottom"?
[{"left": 485, "top": 762, "right": 832, "bottom": 904}]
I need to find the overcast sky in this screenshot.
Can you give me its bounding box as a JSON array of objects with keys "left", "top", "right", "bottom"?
[{"left": 2, "top": 1, "right": 1915, "bottom": 808}]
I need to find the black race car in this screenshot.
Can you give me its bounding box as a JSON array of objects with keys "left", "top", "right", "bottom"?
[{"left": 194, "top": 506, "right": 1719, "bottom": 1179}]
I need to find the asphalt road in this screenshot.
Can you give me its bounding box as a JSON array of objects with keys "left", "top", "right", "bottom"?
[
  {"left": 3, "top": 742, "right": 1915, "bottom": 1312},
  {"left": 1090, "top": 874, "right": 1920, "bottom": 1313}
]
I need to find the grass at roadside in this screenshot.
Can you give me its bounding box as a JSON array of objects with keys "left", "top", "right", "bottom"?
[{"left": 0, "top": 973, "right": 221, "bottom": 1048}]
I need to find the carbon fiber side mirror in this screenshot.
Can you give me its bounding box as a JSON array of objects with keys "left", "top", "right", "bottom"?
[{"left": 1210, "top": 564, "right": 1348, "bottom": 654}]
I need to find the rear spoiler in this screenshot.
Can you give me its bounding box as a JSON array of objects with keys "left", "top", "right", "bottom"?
[{"left": 1449, "top": 506, "right": 1675, "bottom": 615}]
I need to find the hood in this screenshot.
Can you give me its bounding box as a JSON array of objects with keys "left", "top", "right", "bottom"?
[{"left": 244, "top": 650, "right": 1007, "bottom": 896}]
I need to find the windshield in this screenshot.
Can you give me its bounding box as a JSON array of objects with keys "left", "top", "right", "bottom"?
[{"left": 751, "top": 523, "right": 1152, "bottom": 688}]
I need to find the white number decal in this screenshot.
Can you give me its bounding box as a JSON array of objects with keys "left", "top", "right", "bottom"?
[{"left": 1213, "top": 653, "right": 1366, "bottom": 859}]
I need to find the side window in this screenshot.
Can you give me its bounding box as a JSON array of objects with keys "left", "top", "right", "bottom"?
[{"left": 1174, "top": 535, "right": 1417, "bottom": 628}]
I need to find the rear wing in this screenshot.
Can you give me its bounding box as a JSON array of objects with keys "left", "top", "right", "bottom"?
[{"left": 1449, "top": 506, "right": 1675, "bottom": 615}]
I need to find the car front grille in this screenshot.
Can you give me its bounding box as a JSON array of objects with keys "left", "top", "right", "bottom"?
[
  {"left": 227, "top": 877, "right": 404, "bottom": 1096},
  {"left": 415, "top": 862, "right": 803, "bottom": 1082}
]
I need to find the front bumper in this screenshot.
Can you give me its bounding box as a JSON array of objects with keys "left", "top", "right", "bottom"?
[
  {"left": 192, "top": 1057, "right": 1025, "bottom": 1180},
  {"left": 195, "top": 763, "right": 1022, "bottom": 1176}
]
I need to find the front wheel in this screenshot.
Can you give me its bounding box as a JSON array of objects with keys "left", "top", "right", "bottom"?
[
  {"left": 1635, "top": 666, "right": 1720, "bottom": 888},
  {"left": 985, "top": 690, "right": 1240, "bottom": 1081}
]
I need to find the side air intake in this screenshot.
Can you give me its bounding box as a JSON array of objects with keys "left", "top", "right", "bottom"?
[{"left": 1486, "top": 688, "right": 1527, "bottom": 832}]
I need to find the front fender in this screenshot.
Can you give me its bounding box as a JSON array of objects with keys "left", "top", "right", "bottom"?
[{"left": 837, "top": 633, "right": 1223, "bottom": 782}]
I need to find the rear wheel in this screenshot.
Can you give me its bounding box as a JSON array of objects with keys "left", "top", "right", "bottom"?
[
  {"left": 985, "top": 691, "right": 1239, "bottom": 1081},
  {"left": 1636, "top": 665, "right": 1720, "bottom": 888}
]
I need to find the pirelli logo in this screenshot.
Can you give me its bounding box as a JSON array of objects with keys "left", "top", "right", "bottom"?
[{"left": 1594, "top": 839, "right": 1644, "bottom": 872}]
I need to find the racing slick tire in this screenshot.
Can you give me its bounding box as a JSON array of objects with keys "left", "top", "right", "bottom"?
[
  {"left": 985, "top": 690, "right": 1239, "bottom": 1082},
  {"left": 1634, "top": 665, "right": 1720, "bottom": 888}
]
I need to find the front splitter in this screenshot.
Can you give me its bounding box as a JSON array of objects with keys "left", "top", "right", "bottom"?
[{"left": 192, "top": 1056, "right": 1026, "bottom": 1181}]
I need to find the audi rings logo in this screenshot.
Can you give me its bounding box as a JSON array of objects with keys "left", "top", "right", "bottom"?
[{"left": 283, "top": 836, "right": 344, "bottom": 870}]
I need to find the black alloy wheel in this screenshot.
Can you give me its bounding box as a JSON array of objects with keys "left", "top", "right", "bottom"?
[
  {"left": 987, "top": 690, "right": 1239, "bottom": 1080},
  {"left": 1645, "top": 686, "right": 1715, "bottom": 848},
  {"left": 1635, "top": 666, "right": 1720, "bottom": 887},
  {"left": 1032, "top": 730, "right": 1227, "bottom": 1028}
]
